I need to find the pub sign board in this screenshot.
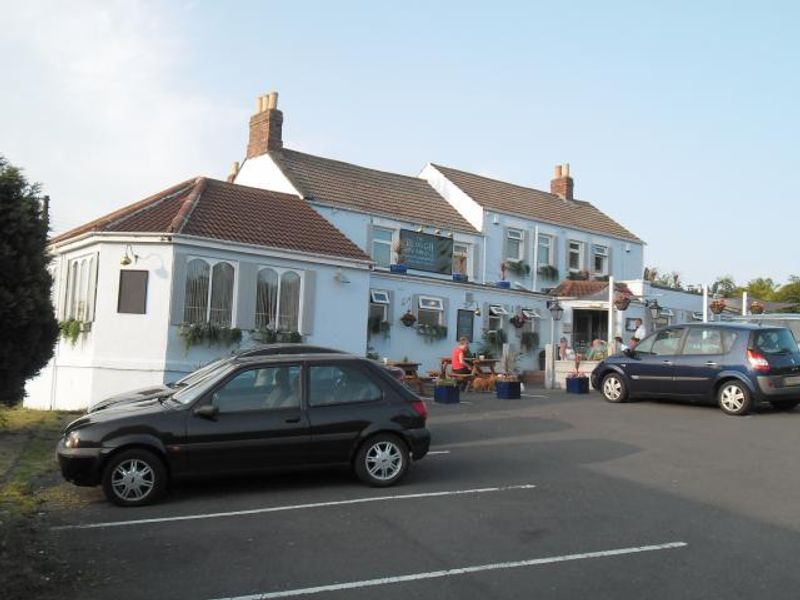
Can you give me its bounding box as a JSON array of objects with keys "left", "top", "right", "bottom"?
[{"left": 399, "top": 229, "right": 454, "bottom": 274}]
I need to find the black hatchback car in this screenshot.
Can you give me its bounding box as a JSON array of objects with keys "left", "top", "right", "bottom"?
[
  {"left": 57, "top": 353, "right": 430, "bottom": 506},
  {"left": 591, "top": 323, "right": 800, "bottom": 416}
]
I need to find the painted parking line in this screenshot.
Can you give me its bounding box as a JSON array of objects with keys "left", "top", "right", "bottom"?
[
  {"left": 52, "top": 483, "right": 535, "bottom": 531},
  {"left": 208, "top": 541, "right": 688, "bottom": 599}
]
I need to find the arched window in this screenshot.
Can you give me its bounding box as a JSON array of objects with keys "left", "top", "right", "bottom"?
[
  {"left": 255, "top": 268, "right": 279, "bottom": 329},
  {"left": 64, "top": 254, "right": 98, "bottom": 322},
  {"left": 183, "top": 259, "right": 210, "bottom": 324},
  {"left": 279, "top": 271, "right": 301, "bottom": 332},
  {"left": 209, "top": 262, "right": 234, "bottom": 326}
]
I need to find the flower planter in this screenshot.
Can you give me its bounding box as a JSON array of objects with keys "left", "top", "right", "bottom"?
[
  {"left": 434, "top": 385, "right": 460, "bottom": 404},
  {"left": 495, "top": 280, "right": 511, "bottom": 289},
  {"left": 495, "top": 380, "right": 521, "bottom": 399},
  {"left": 566, "top": 377, "right": 589, "bottom": 394},
  {"left": 389, "top": 264, "right": 408, "bottom": 274},
  {"left": 452, "top": 273, "right": 469, "bottom": 283}
]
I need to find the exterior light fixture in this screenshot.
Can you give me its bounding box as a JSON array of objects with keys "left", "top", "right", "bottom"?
[
  {"left": 547, "top": 299, "right": 564, "bottom": 322},
  {"left": 120, "top": 244, "right": 138, "bottom": 266},
  {"left": 646, "top": 299, "right": 661, "bottom": 320}
]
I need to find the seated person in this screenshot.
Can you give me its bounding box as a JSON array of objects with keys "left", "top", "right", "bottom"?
[
  {"left": 451, "top": 337, "right": 472, "bottom": 390},
  {"left": 264, "top": 367, "right": 300, "bottom": 409},
  {"left": 585, "top": 338, "right": 608, "bottom": 360}
]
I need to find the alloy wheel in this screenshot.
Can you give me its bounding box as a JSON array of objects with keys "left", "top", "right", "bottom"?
[
  {"left": 110, "top": 459, "right": 155, "bottom": 502},
  {"left": 365, "top": 441, "right": 403, "bottom": 481},
  {"left": 720, "top": 384, "right": 745, "bottom": 413},
  {"left": 603, "top": 376, "right": 623, "bottom": 401}
]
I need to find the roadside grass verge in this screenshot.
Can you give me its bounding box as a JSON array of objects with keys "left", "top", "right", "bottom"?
[{"left": 0, "top": 407, "right": 84, "bottom": 600}]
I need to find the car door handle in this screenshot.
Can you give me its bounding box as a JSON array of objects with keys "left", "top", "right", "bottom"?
[
  {"left": 705, "top": 361, "right": 718, "bottom": 367},
  {"left": 663, "top": 360, "right": 673, "bottom": 365},
  {"left": 285, "top": 417, "right": 301, "bottom": 424}
]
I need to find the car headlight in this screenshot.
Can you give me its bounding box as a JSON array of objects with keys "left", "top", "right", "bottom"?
[{"left": 64, "top": 430, "right": 81, "bottom": 448}]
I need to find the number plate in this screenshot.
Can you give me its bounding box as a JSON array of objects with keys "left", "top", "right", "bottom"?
[{"left": 785, "top": 375, "right": 800, "bottom": 386}]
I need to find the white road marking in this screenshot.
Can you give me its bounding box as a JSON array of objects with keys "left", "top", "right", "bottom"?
[
  {"left": 427, "top": 450, "right": 451, "bottom": 455},
  {"left": 208, "top": 541, "right": 688, "bottom": 599},
  {"left": 53, "top": 484, "right": 535, "bottom": 531}
]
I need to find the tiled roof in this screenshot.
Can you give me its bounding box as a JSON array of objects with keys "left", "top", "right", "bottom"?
[
  {"left": 50, "top": 178, "right": 371, "bottom": 262},
  {"left": 551, "top": 280, "right": 632, "bottom": 298},
  {"left": 268, "top": 149, "right": 478, "bottom": 234},
  {"left": 431, "top": 164, "right": 643, "bottom": 243}
]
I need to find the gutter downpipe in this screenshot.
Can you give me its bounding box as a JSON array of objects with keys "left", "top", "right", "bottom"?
[
  {"left": 532, "top": 225, "right": 539, "bottom": 291},
  {"left": 608, "top": 276, "right": 615, "bottom": 349}
]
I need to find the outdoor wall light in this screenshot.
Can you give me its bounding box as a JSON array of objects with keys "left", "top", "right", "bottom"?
[
  {"left": 416, "top": 226, "right": 424, "bottom": 233},
  {"left": 120, "top": 244, "right": 139, "bottom": 266},
  {"left": 645, "top": 299, "right": 661, "bottom": 320},
  {"left": 547, "top": 299, "right": 564, "bottom": 321},
  {"left": 333, "top": 269, "right": 351, "bottom": 284},
  {"left": 434, "top": 228, "right": 441, "bottom": 235}
]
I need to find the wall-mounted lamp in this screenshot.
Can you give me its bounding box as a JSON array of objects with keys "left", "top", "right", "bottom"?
[
  {"left": 333, "top": 268, "right": 351, "bottom": 284},
  {"left": 120, "top": 244, "right": 139, "bottom": 266},
  {"left": 416, "top": 226, "right": 424, "bottom": 233},
  {"left": 645, "top": 299, "right": 661, "bottom": 320},
  {"left": 434, "top": 228, "right": 441, "bottom": 235}
]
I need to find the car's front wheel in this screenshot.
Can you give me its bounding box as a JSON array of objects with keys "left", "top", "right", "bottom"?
[
  {"left": 770, "top": 400, "right": 799, "bottom": 411},
  {"left": 718, "top": 381, "right": 753, "bottom": 416},
  {"left": 102, "top": 448, "right": 167, "bottom": 507},
  {"left": 601, "top": 373, "right": 628, "bottom": 403},
  {"left": 354, "top": 434, "right": 409, "bottom": 487}
]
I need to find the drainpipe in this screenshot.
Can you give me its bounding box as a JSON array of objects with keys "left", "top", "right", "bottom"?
[
  {"left": 532, "top": 225, "right": 539, "bottom": 291},
  {"left": 607, "top": 276, "right": 614, "bottom": 349},
  {"left": 481, "top": 233, "right": 488, "bottom": 285}
]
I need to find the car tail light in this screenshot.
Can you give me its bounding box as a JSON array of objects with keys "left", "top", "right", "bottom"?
[
  {"left": 410, "top": 400, "right": 428, "bottom": 419},
  {"left": 747, "top": 349, "right": 770, "bottom": 373}
]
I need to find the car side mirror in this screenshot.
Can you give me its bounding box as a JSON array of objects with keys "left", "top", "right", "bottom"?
[
  {"left": 623, "top": 348, "right": 635, "bottom": 358},
  {"left": 194, "top": 404, "right": 219, "bottom": 420}
]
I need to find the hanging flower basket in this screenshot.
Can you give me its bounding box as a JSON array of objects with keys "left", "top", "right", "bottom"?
[
  {"left": 509, "top": 314, "right": 528, "bottom": 329},
  {"left": 613, "top": 291, "right": 632, "bottom": 311},
  {"left": 400, "top": 311, "right": 417, "bottom": 327},
  {"left": 749, "top": 301, "right": 765, "bottom": 314},
  {"left": 709, "top": 298, "right": 727, "bottom": 315}
]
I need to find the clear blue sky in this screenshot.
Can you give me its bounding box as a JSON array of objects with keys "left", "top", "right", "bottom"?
[{"left": 2, "top": 1, "right": 798, "bottom": 286}]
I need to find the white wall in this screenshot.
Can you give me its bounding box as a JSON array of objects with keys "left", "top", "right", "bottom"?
[
  {"left": 420, "top": 164, "right": 485, "bottom": 231},
  {"left": 234, "top": 154, "right": 299, "bottom": 195}
]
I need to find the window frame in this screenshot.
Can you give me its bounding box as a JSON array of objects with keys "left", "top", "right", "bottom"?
[
  {"left": 681, "top": 327, "right": 725, "bottom": 356},
  {"left": 505, "top": 228, "right": 524, "bottom": 262},
  {"left": 521, "top": 308, "right": 541, "bottom": 319},
  {"left": 452, "top": 242, "right": 471, "bottom": 276},
  {"left": 255, "top": 264, "right": 305, "bottom": 332},
  {"left": 418, "top": 295, "right": 444, "bottom": 326},
  {"left": 371, "top": 227, "right": 395, "bottom": 268},
  {"left": 592, "top": 244, "right": 609, "bottom": 275},
  {"left": 637, "top": 327, "right": 686, "bottom": 356},
  {"left": 568, "top": 240, "right": 584, "bottom": 273},
  {"left": 537, "top": 234, "right": 553, "bottom": 267},
  {"left": 489, "top": 304, "right": 509, "bottom": 316},
  {"left": 370, "top": 289, "right": 390, "bottom": 304},
  {"left": 307, "top": 362, "right": 384, "bottom": 407},
  {"left": 63, "top": 253, "right": 99, "bottom": 322},
  {"left": 184, "top": 256, "right": 238, "bottom": 326},
  {"left": 208, "top": 363, "right": 303, "bottom": 414}
]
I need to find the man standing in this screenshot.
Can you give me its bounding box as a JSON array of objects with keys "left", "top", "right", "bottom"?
[{"left": 633, "top": 318, "right": 647, "bottom": 341}]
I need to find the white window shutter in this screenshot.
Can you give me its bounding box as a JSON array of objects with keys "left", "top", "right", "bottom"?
[{"left": 300, "top": 270, "right": 316, "bottom": 336}]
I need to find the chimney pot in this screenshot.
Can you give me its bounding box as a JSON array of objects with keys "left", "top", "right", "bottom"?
[
  {"left": 247, "top": 89, "right": 284, "bottom": 158},
  {"left": 550, "top": 163, "right": 574, "bottom": 201},
  {"left": 267, "top": 91, "right": 278, "bottom": 110},
  {"left": 554, "top": 165, "right": 563, "bottom": 178}
]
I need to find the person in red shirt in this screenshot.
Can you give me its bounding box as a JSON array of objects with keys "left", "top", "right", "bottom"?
[{"left": 451, "top": 337, "right": 472, "bottom": 375}]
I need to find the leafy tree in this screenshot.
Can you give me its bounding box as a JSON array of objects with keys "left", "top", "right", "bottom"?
[
  {"left": 643, "top": 266, "right": 683, "bottom": 289},
  {"left": 710, "top": 275, "right": 738, "bottom": 297},
  {"left": 0, "top": 156, "right": 58, "bottom": 407},
  {"left": 744, "top": 277, "right": 778, "bottom": 302},
  {"left": 775, "top": 275, "right": 800, "bottom": 312}
]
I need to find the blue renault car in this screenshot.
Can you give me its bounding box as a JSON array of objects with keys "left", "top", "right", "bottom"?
[{"left": 591, "top": 323, "right": 800, "bottom": 415}]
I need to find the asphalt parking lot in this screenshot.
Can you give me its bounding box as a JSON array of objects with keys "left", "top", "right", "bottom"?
[{"left": 49, "top": 390, "right": 800, "bottom": 599}]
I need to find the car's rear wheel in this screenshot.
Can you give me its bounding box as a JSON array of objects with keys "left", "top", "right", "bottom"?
[
  {"left": 102, "top": 449, "right": 167, "bottom": 507},
  {"left": 718, "top": 381, "right": 752, "bottom": 416},
  {"left": 601, "top": 373, "right": 628, "bottom": 403},
  {"left": 770, "top": 400, "right": 799, "bottom": 411},
  {"left": 354, "top": 433, "right": 409, "bottom": 487}
]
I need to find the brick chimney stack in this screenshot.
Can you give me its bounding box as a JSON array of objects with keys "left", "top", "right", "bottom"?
[
  {"left": 550, "top": 163, "right": 574, "bottom": 201},
  {"left": 247, "top": 91, "right": 283, "bottom": 158}
]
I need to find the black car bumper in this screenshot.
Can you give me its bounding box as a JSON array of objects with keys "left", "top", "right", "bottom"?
[
  {"left": 404, "top": 427, "right": 431, "bottom": 460},
  {"left": 56, "top": 439, "right": 106, "bottom": 487},
  {"left": 755, "top": 376, "right": 800, "bottom": 400}
]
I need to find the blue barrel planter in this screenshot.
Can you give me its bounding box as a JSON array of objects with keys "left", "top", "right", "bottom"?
[
  {"left": 495, "top": 280, "right": 511, "bottom": 289},
  {"left": 389, "top": 264, "right": 408, "bottom": 274},
  {"left": 566, "top": 377, "right": 590, "bottom": 394},
  {"left": 452, "top": 273, "right": 469, "bottom": 283},
  {"left": 434, "top": 385, "right": 460, "bottom": 404},
  {"left": 495, "top": 381, "right": 521, "bottom": 399}
]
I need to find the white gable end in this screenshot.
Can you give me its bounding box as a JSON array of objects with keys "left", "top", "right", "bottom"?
[
  {"left": 419, "top": 163, "right": 484, "bottom": 231},
  {"left": 235, "top": 153, "right": 300, "bottom": 196}
]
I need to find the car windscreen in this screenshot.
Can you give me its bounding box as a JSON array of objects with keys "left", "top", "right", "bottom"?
[
  {"left": 753, "top": 329, "right": 799, "bottom": 355},
  {"left": 172, "top": 363, "right": 237, "bottom": 404},
  {"left": 174, "top": 357, "right": 231, "bottom": 387}
]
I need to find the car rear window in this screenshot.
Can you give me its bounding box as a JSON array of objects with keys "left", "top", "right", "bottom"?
[{"left": 753, "top": 329, "right": 799, "bottom": 354}]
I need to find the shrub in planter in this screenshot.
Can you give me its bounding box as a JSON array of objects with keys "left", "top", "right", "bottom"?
[
  {"left": 368, "top": 315, "right": 391, "bottom": 339},
  {"left": 520, "top": 331, "right": 539, "bottom": 353},
  {"left": 416, "top": 323, "right": 448, "bottom": 343},
  {"left": 179, "top": 322, "right": 243, "bottom": 351},
  {"left": 505, "top": 260, "right": 531, "bottom": 277},
  {"left": 537, "top": 265, "right": 559, "bottom": 280},
  {"left": 400, "top": 311, "right": 417, "bottom": 327},
  {"left": 58, "top": 318, "right": 89, "bottom": 347}
]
